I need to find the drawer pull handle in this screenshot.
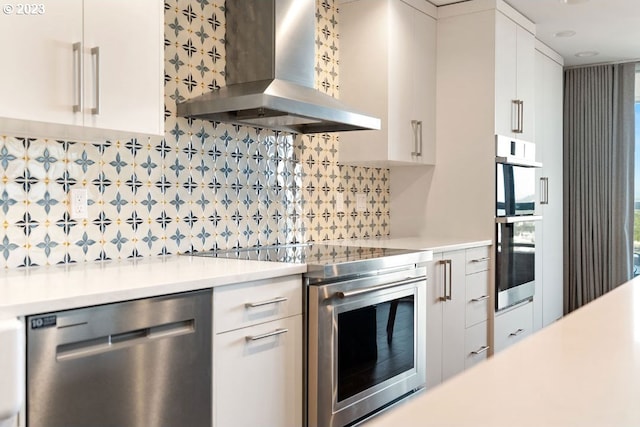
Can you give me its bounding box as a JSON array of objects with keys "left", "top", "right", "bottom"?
[
  {"left": 471, "top": 295, "right": 489, "bottom": 302},
  {"left": 246, "top": 328, "right": 288, "bottom": 342},
  {"left": 509, "top": 328, "right": 525, "bottom": 337},
  {"left": 470, "top": 257, "right": 490, "bottom": 263},
  {"left": 471, "top": 345, "right": 490, "bottom": 355},
  {"left": 245, "top": 296, "right": 287, "bottom": 308}
]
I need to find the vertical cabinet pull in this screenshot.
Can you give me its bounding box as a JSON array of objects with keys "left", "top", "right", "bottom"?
[
  {"left": 72, "top": 42, "right": 82, "bottom": 113},
  {"left": 540, "top": 177, "right": 549, "bottom": 205},
  {"left": 411, "top": 120, "right": 423, "bottom": 157},
  {"left": 439, "top": 259, "right": 453, "bottom": 301},
  {"left": 91, "top": 46, "right": 100, "bottom": 115},
  {"left": 511, "top": 99, "right": 524, "bottom": 133}
]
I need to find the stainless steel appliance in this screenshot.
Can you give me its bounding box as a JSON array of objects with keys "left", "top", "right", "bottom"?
[
  {"left": 306, "top": 261, "right": 427, "bottom": 427},
  {"left": 177, "top": 0, "right": 381, "bottom": 134},
  {"left": 193, "top": 243, "right": 430, "bottom": 427},
  {"left": 495, "top": 135, "right": 542, "bottom": 311},
  {"left": 26, "top": 290, "right": 212, "bottom": 427}
]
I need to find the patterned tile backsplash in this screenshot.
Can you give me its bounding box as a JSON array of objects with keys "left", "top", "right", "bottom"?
[{"left": 0, "top": 0, "right": 390, "bottom": 269}]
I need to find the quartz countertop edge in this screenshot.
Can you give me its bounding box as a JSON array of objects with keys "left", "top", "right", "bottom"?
[
  {"left": 0, "top": 255, "right": 306, "bottom": 319},
  {"left": 364, "top": 277, "right": 640, "bottom": 427}
]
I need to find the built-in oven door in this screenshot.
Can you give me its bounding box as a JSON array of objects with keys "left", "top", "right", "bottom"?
[
  {"left": 307, "top": 267, "right": 426, "bottom": 427},
  {"left": 496, "top": 217, "right": 540, "bottom": 311},
  {"left": 496, "top": 163, "right": 537, "bottom": 216}
]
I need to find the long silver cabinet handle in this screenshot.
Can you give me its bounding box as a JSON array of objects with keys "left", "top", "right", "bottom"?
[
  {"left": 411, "top": 120, "right": 421, "bottom": 157},
  {"left": 518, "top": 100, "right": 524, "bottom": 133},
  {"left": 417, "top": 120, "right": 423, "bottom": 157},
  {"left": 470, "top": 257, "right": 490, "bottom": 263},
  {"left": 509, "top": 328, "right": 525, "bottom": 337},
  {"left": 471, "top": 345, "right": 490, "bottom": 355},
  {"left": 246, "top": 328, "right": 288, "bottom": 342},
  {"left": 335, "top": 276, "right": 424, "bottom": 299},
  {"left": 72, "top": 42, "right": 82, "bottom": 113},
  {"left": 245, "top": 296, "right": 287, "bottom": 308},
  {"left": 439, "top": 259, "right": 452, "bottom": 301},
  {"left": 540, "top": 177, "right": 549, "bottom": 205},
  {"left": 471, "top": 295, "right": 489, "bottom": 302},
  {"left": 91, "top": 46, "right": 100, "bottom": 115},
  {"left": 511, "top": 100, "right": 524, "bottom": 133}
]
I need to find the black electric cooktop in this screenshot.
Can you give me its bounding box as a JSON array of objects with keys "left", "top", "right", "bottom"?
[{"left": 189, "top": 243, "right": 431, "bottom": 282}]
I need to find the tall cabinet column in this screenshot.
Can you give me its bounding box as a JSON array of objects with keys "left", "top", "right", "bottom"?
[{"left": 533, "top": 43, "right": 565, "bottom": 330}]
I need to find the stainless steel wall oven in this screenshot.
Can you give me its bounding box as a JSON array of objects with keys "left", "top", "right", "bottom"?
[
  {"left": 495, "top": 135, "right": 542, "bottom": 311},
  {"left": 306, "top": 260, "right": 427, "bottom": 427}
]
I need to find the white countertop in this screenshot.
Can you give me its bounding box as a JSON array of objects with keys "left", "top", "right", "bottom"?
[
  {"left": 0, "top": 237, "right": 468, "bottom": 319},
  {"left": 0, "top": 255, "right": 306, "bottom": 319},
  {"left": 330, "top": 236, "right": 492, "bottom": 252},
  {"left": 366, "top": 277, "right": 640, "bottom": 427}
]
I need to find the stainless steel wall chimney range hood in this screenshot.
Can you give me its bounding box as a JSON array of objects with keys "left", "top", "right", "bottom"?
[{"left": 176, "top": 0, "right": 381, "bottom": 134}]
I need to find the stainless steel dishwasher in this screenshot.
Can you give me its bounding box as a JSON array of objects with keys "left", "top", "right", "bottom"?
[{"left": 26, "top": 289, "right": 212, "bottom": 427}]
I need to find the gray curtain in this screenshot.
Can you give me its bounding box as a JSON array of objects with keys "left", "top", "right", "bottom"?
[{"left": 564, "top": 62, "right": 636, "bottom": 313}]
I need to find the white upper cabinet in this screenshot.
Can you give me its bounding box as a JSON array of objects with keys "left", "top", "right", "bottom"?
[
  {"left": 0, "top": 3, "right": 83, "bottom": 128},
  {"left": 0, "top": 0, "right": 163, "bottom": 141},
  {"left": 81, "top": 0, "right": 164, "bottom": 137},
  {"left": 338, "top": 0, "right": 436, "bottom": 166},
  {"left": 494, "top": 11, "right": 535, "bottom": 141}
]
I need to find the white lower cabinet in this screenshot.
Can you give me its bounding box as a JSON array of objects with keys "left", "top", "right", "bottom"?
[
  {"left": 465, "top": 321, "right": 490, "bottom": 369},
  {"left": 494, "top": 300, "right": 533, "bottom": 353},
  {"left": 425, "top": 245, "right": 490, "bottom": 389},
  {"left": 213, "top": 275, "right": 302, "bottom": 427}
]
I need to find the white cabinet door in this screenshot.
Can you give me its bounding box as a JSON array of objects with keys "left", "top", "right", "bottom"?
[
  {"left": 464, "top": 320, "right": 489, "bottom": 369},
  {"left": 494, "top": 301, "right": 533, "bottom": 353},
  {"left": 424, "top": 253, "right": 444, "bottom": 389},
  {"left": 214, "top": 315, "right": 302, "bottom": 427},
  {"left": 338, "top": 0, "right": 436, "bottom": 166},
  {"left": 494, "top": 12, "right": 535, "bottom": 141},
  {"left": 0, "top": 1, "right": 83, "bottom": 126},
  {"left": 0, "top": 0, "right": 163, "bottom": 140},
  {"left": 516, "top": 24, "right": 535, "bottom": 142},
  {"left": 83, "top": 0, "right": 163, "bottom": 136},
  {"left": 426, "top": 247, "right": 490, "bottom": 388},
  {"left": 533, "top": 48, "right": 564, "bottom": 330},
  {"left": 440, "top": 250, "right": 467, "bottom": 382}
]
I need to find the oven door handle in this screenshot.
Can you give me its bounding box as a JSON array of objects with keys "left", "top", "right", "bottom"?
[{"left": 334, "top": 276, "right": 424, "bottom": 299}]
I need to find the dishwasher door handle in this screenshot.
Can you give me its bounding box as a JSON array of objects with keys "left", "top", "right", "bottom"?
[{"left": 56, "top": 319, "right": 195, "bottom": 361}]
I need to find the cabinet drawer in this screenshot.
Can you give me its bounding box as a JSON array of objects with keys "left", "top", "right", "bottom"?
[
  {"left": 213, "top": 275, "right": 302, "bottom": 334},
  {"left": 465, "top": 321, "right": 489, "bottom": 369},
  {"left": 465, "top": 270, "right": 490, "bottom": 327},
  {"left": 494, "top": 301, "right": 533, "bottom": 353},
  {"left": 465, "top": 246, "right": 490, "bottom": 274},
  {"left": 214, "top": 315, "right": 302, "bottom": 427}
]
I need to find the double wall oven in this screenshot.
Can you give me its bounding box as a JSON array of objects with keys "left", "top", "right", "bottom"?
[
  {"left": 495, "top": 135, "right": 542, "bottom": 311},
  {"left": 198, "top": 244, "right": 431, "bottom": 427}
]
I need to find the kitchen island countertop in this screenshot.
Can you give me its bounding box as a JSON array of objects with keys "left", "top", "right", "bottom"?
[
  {"left": 365, "top": 276, "right": 640, "bottom": 427},
  {"left": 0, "top": 255, "right": 306, "bottom": 319}
]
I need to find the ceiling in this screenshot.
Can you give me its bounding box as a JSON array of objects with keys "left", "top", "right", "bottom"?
[{"left": 428, "top": 0, "right": 640, "bottom": 67}]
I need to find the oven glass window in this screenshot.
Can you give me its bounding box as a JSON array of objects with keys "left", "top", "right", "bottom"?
[
  {"left": 496, "top": 163, "right": 536, "bottom": 216},
  {"left": 496, "top": 222, "right": 535, "bottom": 293},
  {"left": 337, "top": 296, "right": 415, "bottom": 402}
]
